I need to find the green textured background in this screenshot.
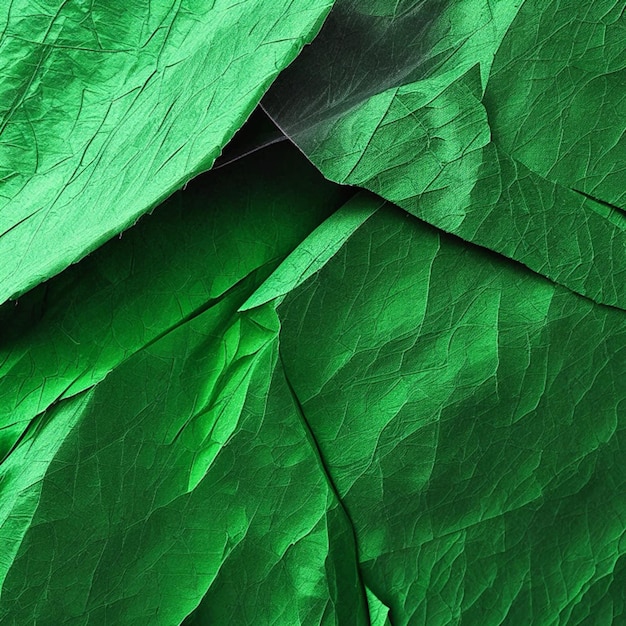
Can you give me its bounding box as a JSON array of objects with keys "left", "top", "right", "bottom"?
[{"left": 0, "top": 0, "right": 624, "bottom": 624}]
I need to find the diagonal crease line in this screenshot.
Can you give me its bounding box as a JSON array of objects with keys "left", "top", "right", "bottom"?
[
  {"left": 0, "top": 388, "right": 91, "bottom": 600},
  {"left": 267, "top": 89, "right": 626, "bottom": 315},
  {"left": 0, "top": 260, "right": 280, "bottom": 470},
  {"left": 0, "top": 207, "right": 44, "bottom": 242},
  {"left": 0, "top": 377, "right": 90, "bottom": 467},
  {"left": 260, "top": 102, "right": 325, "bottom": 169},
  {"left": 386, "top": 201, "right": 626, "bottom": 316},
  {"left": 137, "top": 258, "right": 277, "bottom": 354},
  {"left": 278, "top": 348, "right": 373, "bottom": 626},
  {"left": 572, "top": 187, "right": 626, "bottom": 218},
  {"left": 212, "top": 134, "right": 288, "bottom": 170},
  {"left": 211, "top": 108, "right": 290, "bottom": 171},
  {"left": 240, "top": 191, "right": 377, "bottom": 312}
]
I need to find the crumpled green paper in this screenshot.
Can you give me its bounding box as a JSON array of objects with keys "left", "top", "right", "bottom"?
[
  {"left": 1, "top": 1, "right": 624, "bottom": 624},
  {"left": 0, "top": 0, "right": 333, "bottom": 303}
]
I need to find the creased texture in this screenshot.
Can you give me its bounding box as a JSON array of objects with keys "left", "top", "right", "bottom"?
[
  {"left": 263, "top": 0, "right": 626, "bottom": 308},
  {"left": 277, "top": 197, "right": 626, "bottom": 625},
  {"left": 0, "top": 0, "right": 334, "bottom": 303},
  {"left": 0, "top": 1, "right": 624, "bottom": 623}
]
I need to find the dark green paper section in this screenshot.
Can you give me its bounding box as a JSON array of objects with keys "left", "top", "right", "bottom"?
[
  {"left": 0, "top": 141, "right": 349, "bottom": 461},
  {"left": 0, "top": 0, "right": 624, "bottom": 620},
  {"left": 0, "top": 306, "right": 368, "bottom": 625},
  {"left": 275, "top": 199, "right": 626, "bottom": 625},
  {"left": 0, "top": 143, "right": 368, "bottom": 624},
  {"left": 1, "top": 158, "right": 625, "bottom": 623}
]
